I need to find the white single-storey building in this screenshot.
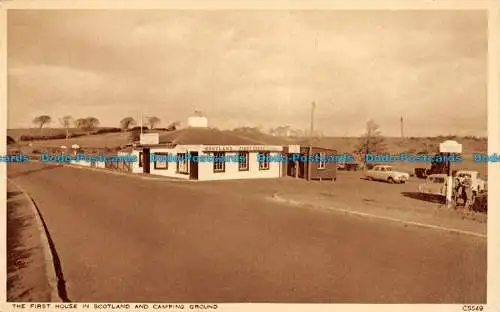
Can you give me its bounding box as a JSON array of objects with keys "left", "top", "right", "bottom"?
[
  {"left": 118, "top": 127, "right": 284, "bottom": 181},
  {"left": 68, "top": 149, "right": 107, "bottom": 169}
]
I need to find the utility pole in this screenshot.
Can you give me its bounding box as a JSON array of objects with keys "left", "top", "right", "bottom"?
[
  {"left": 140, "top": 111, "right": 143, "bottom": 135},
  {"left": 307, "top": 34, "right": 318, "bottom": 181},
  {"left": 400, "top": 116, "right": 404, "bottom": 138},
  {"left": 307, "top": 101, "right": 316, "bottom": 181},
  {"left": 310, "top": 101, "right": 316, "bottom": 141}
]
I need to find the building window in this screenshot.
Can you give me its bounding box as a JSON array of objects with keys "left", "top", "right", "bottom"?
[
  {"left": 238, "top": 152, "right": 249, "bottom": 171},
  {"left": 154, "top": 152, "right": 168, "bottom": 170},
  {"left": 213, "top": 152, "right": 226, "bottom": 173},
  {"left": 259, "top": 152, "right": 270, "bottom": 170},
  {"left": 318, "top": 152, "right": 326, "bottom": 170},
  {"left": 177, "top": 153, "right": 189, "bottom": 174},
  {"left": 138, "top": 152, "right": 143, "bottom": 168}
]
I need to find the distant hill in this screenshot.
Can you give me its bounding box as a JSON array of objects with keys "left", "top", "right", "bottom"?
[
  {"left": 7, "top": 128, "right": 84, "bottom": 141},
  {"left": 7, "top": 127, "right": 122, "bottom": 141},
  {"left": 7, "top": 127, "right": 487, "bottom": 154}
]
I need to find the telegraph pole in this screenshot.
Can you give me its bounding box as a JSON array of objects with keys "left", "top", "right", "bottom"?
[
  {"left": 307, "top": 101, "right": 316, "bottom": 181},
  {"left": 400, "top": 116, "right": 404, "bottom": 138},
  {"left": 307, "top": 34, "right": 318, "bottom": 181},
  {"left": 140, "top": 111, "right": 143, "bottom": 135}
]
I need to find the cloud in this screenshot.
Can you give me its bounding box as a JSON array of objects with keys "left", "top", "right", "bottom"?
[{"left": 7, "top": 10, "right": 487, "bottom": 136}]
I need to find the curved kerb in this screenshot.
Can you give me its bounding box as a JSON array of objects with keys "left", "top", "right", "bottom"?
[{"left": 8, "top": 179, "right": 70, "bottom": 302}]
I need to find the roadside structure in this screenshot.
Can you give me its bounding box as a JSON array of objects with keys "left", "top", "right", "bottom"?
[
  {"left": 117, "top": 115, "right": 284, "bottom": 181},
  {"left": 282, "top": 140, "right": 337, "bottom": 181}
]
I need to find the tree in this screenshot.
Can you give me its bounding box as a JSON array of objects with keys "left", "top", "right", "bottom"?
[
  {"left": 33, "top": 115, "right": 51, "bottom": 129},
  {"left": 269, "top": 125, "right": 289, "bottom": 137},
  {"left": 59, "top": 115, "right": 73, "bottom": 142},
  {"left": 120, "top": 117, "right": 136, "bottom": 131},
  {"left": 355, "top": 119, "right": 386, "bottom": 163},
  {"left": 74, "top": 117, "right": 100, "bottom": 134},
  {"left": 86, "top": 117, "right": 100, "bottom": 131},
  {"left": 166, "top": 121, "right": 180, "bottom": 131},
  {"left": 74, "top": 118, "right": 87, "bottom": 130},
  {"left": 146, "top": 116, "right": 161, "bottom": 129}
]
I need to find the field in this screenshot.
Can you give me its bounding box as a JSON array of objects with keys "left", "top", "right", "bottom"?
[
  {"left": 7, "top": 128, "right": 88, "bottom": 141},
  {"left": 13, "top": 132, "right": 132, "bottom": 150}
]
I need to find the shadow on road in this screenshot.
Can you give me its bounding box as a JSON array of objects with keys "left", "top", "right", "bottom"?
[
  {"left": 7, "top": 164, "right": 63, "bottom": 178},
  {"left": 401, "top": 191, "right": 445, "bottom": 204},
  {"left": 360, "top": 177, "right": 398, "bottom": 184},
  {"left": 7, "top": 191, "right": 23, "bottom": 200},
  {"left": 31, "top": 199, "right": 71, "bottom": 302}
]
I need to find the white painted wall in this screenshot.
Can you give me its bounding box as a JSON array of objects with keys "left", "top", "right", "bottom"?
[
  {"left": 197, "top": 151, "right": 282, "bottom": 181},
  {"left": 120, "top": 145, "right": 283, "bottom": 181},
  {"left": 68, "top": 151, "right": 106, "bottom": 168},
  {"left": 70, "top": 160, "right": 90, "bottom": 167},
  {"left": 69, "top": 159, "right": 106, "bottom": 168},
  {"left": 147, "top": 147, "right": 197, "bottom": 180}
]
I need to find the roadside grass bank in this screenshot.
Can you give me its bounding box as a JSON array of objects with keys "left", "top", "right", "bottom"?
[{"left": 7, "top": 180, "right": 60, "bottom": 302}]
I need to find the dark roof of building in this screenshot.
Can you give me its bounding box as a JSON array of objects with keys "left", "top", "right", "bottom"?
[
  {"left": 156, "top": 127, "right": 270, "bottom": 145},
  {"left": 228, "top": 128, "right": 295, "bottom": 145}
]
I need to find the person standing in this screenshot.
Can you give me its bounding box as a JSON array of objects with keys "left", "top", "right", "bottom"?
[{"left": 463, "top": 175, "right": 474, "bottom": 209}]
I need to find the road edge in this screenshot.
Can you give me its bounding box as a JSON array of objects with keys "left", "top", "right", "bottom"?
[
  {"left": 8, "top": 179, "right": 62, "bottom": 302},
  {"left": 60, "top": 162, "right": 196, "bottom": 182},
  {"left": 270, "top": 193, "right": 487, "bottom": 239}
]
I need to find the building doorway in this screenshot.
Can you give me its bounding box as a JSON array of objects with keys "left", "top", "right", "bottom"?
[
  {"left": 189, "top": 152, "right": 199, "bottom": 180},
  {"left": 287, "top": 154, "right": 298, "bottom": 177},
  {"left": 143, "top": 148, "right": 150, "bottom": 174}
]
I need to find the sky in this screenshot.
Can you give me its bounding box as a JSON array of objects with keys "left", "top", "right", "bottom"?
[{"left": 7, "top": 10, "right": 487, "bottom": 137}]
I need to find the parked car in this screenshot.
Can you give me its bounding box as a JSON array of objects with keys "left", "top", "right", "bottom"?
[
  {"left": 345, "top": 163, "right": 359, "bottom": 171},
  {"left": 455, "top": 170, "right": 486, "bottom": 195},
  {"left": 414, "top": 167, "right": 427, "bottom": 179},
  {"left": 365, "top": 165, "right": 410, "bottom": 183},
  {"left": 418, "top": 174, "right": 448, "bottom": 197}
]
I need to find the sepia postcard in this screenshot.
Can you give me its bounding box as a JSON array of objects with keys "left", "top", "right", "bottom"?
[{"left": 1, "top": 1, "right": 499, "bottom": 311}]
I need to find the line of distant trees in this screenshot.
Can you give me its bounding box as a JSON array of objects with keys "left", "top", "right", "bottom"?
[
  {"left": 28, "top": 114, "right": 181, "bottom": 143},
  {"left": 119, "top": 116, "right": 167, "bottom": 131},
  {"left": 33, "top": 115, "right": 101, "bottom": 134},
  {"left": 25, "top": 115, "right": 180, "bottom": 141},
  {"left": 32, "top": 114, "right": 178, "bottom": 132}
]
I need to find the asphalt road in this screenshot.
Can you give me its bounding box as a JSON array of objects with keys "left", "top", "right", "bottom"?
[{"left": 7, "top": 163, "right": 487, "bottom": 303}]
